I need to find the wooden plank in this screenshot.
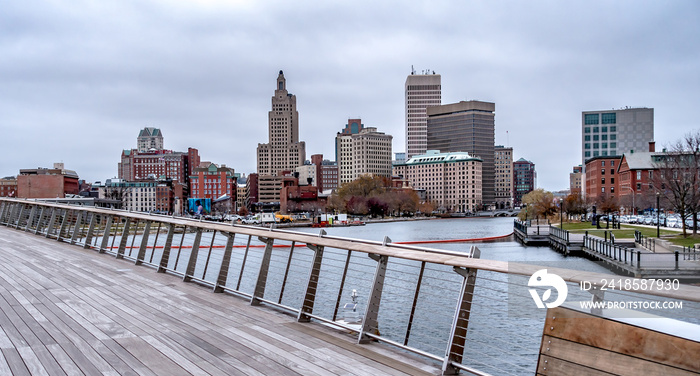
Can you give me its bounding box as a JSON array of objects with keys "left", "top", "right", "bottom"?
[
  {"left": 1, "top": 348, "right": 31, "bottom": 376},
  {"left": 541, "top": 335, "right": 698, "bottom": 376},
  {"left": 544, "top": 306, "right": 700, "bottom": 372},
  {"left": 17, "top": 345, "right": 59, "bottom": 376},
  {"left": 45, "top": 344, "right": 87, "bottom": 376},
  {"left": 114, "top": 337, "right": 189, "bottom": 376},
  {"left": 538, "top": 354, "right": 616, "bottom": 375}
]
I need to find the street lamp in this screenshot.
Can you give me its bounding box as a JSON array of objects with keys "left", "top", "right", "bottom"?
[
  {"left": 656, "top": 192, "right": 660, "bottom": 238},
  {"left": 559, "top": 198, "right": 564, "bottom": 228}
]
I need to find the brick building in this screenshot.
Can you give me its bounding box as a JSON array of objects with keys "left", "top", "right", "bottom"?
[
  {"left": 584, "top": 156, "right": 621, "bottom": 202},
  {"left": 17, "top": 163, "right": 80, "bottom": 199},
  {"left": 0, "top": 177, "right": 17, "bottom": 197}
]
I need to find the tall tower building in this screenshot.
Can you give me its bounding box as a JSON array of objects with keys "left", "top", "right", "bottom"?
[
  {"left": 405, "top": 71, "right": 441, "bottom": 159},
  {"left": 426, "top": 100, "right": 496, "bottom": 207},
  {"left": 513, "top": 158, "right": 536, "bottom": 206},
  {"left": 257, "top": 71, "right": 306, "bottom": 176},
  {"left": 494, "top": 145, "right": 513, "bottom": 209},
  {"left": 581, "top": 107, "right": 653, "bottom": 163},
  {"left": 137, "top": 127, "right": 164, "bottom": 152}
]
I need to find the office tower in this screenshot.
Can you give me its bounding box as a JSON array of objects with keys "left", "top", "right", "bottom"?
[
  {"left": 570, "top": 165, "right": 582, "bottom": 194},
  {"left": 405, "top": 70, "right": 441, "bottom": 159},
  {"left": 494, "top": 145, "right": 513, "bottom": 208},
  {"left": 257, "top": 70, "right": 306, "bottom": 176},
  {"left": 336, "top": 119, "right": 392, "bottom": 184},
  {"left": 581, "top": 107, "right": 654, "bottom": 163},
  {"left": 426, "top": 100, "right": 496, "bottom": 206},
  {"left": 513, "top": 158, "right": 536, "bottom": 205}
]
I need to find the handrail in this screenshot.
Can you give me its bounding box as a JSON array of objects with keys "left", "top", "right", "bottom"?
[{"left": 2, "top": 198, "right": 700, "bottom": 376}]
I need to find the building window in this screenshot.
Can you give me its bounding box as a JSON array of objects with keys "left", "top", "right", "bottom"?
[
  {"left": 602, "top": 126, "right": 608, "bottom": 132},
  {"left": 637, "top": 171, "right": 642, "bottom": 180},
  {"left": 610, "top": 126, "right": 617, "bottom": 132},
  {"left": 637, "top": 183, "right": 642, "bottom": 190},
  {"left": 584, "top": 114, "right": 599, "bottom": 125},
  {"left": 584, "top": 127, "right": 591, "bottom": 133},
  {"left": 601, "top": 187, "right": 605, "bottom": 193},
  {"left": 611, "top": 178, "right": 615, "bottom": 184},
  {"left": 601, "top": 169, "right": 605, "bottom": 175},
  {"left": 584, "top": 135, "right": 590, "bottom": 141},
  {"left": 601, "top": 178, "right": 605, "bottom": 184},
  {"left": 585, "top": 151, "right": 591, "bottom": 158},
  {"left": 602, "top": 135, "right": 608, "bottom": 141},
  {"left": 584, "top": 143, "right": 590, "bottom": 149},
  {"left": 602, "top": 113, "right": 616, "bottom": 124},
  {"left": 593, "top": 127, "right": 599, "bottom": 133},
  {"left": 611, "top": 142, "right": 617, "bottom": 148},
  {"left": 602, "top": 143, "right": 608, "bottom": 148},
  {"left": 593, "top": 143, "right": 599, "bottom": 149},
  {"left": 593, "top": 135, "right": 599, "bottom": 141}
]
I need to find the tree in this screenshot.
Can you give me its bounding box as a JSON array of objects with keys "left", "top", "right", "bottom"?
[
  {"left": 238, "top": 206, "right": 249, "bottom": 216},
  {"left": 651, "top": 131, "right": 700, "bottom": 236},
  {"left": 521, "top": 189, "right": 557, "bottom": 220},
  {"left": 596, "top": 193, "right": 619, "bottom": 215},
  {"left": 564, "top": 192, "right": 587, "bottom": 220}
]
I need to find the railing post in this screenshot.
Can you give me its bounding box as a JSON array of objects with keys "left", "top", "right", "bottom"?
[
  {"left": 15, "top": 203, "right": 26, "bottom": 228},
  {"left": 116, "top": 217, "right": 131, "bottom": 259},
  {"left": 359, "top": 252, "right": 388, "bottom": 344},
  {"left": 34, "top": 207, "right": 45, "bottom": 235},
  {"left": 278, "top": 241, "right": 297, "bottom": 303},
  {"left": 332, "top": 250, "right": 353, "bottom": 321},
  {"left": 442, "top": 246, "right": 481, "bottom": 375},
  {"left": 183, "top": 228, "right": 203, "bottom": 282},
  {"left": 251, "top": 236, "right": 275, "bottom": 306},
  {"left": 99, "top": 215, "right": 113, "bottom": 253},
  {"left": 57, "top": 209, "right": 71, "bottom": 242},
  {"left": 24, "top": 205, "right": 37, "bottom": 232},
  {"left": 675, "top": 251, "right": 679, "bottom": 270},
  {"left": 69, "top": 211, "right": 84, "bottom": 245},
  {"left": 83, "top": 213, "right": 98, "bottom": 249},
  {"left": 135, "top": 221, "right": 152, "bottom": 265},
  {"left": 45, "top": 208, "right": 58, "bottom": 238},
  {"left": 213, "top": 232, "right": 235, "bottom": 293},
  {"left": 298, "top": 243, "right": 324, "bottom": 322},
  {"left": 158, "top": 224, "right": 176, "bottom": 273},
  {"left": 405, "top": 261, "right": 426, "bottom": 346}
]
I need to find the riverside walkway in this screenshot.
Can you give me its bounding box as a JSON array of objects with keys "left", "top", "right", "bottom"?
[
  {"left": 3, "top": 199, "right": 700, "bottom": 375},
  {"left": 0, "top": 226, "right": 440, "bottom": 375}
]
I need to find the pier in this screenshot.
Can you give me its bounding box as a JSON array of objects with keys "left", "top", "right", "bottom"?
[
  {"left": 2, "top": 198, "right": 700, "bottom": 375},
  {"left": 514, "top": 220, "right": 700, "bottom": 279}
]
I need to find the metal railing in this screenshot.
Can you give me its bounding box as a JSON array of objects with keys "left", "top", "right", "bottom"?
[
  {"left": 635, "top": 230, "right": 656, "bottom": 252},
  {"left": 549, "top": 226, "right": 570, "bottom": 243},
  {"left": 514, "top": 219, "right": 550, "bottom": 236},
  {"left": 2, "top": 198, "right": 700, "bottom": 376}
]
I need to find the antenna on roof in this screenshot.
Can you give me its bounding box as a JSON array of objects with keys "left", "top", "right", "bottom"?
[{"left": 411, "top": 65, "right": 415, "bottom": 75}]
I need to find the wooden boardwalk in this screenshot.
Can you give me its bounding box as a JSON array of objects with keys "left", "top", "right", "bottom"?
[{"left": 0, "top": 226, "right": 440, "bottom": 376}]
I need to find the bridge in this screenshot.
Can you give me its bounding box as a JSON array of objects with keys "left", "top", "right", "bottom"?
[{"left": 1, "top": 198, "right": 700, "bottom": 375}]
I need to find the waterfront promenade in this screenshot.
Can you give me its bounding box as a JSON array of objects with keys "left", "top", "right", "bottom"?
[{"left": 0, "top": 226, "right": 440, "bottom": 375}]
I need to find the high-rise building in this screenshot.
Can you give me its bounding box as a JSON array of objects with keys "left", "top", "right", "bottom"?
[
  {"left": 257, "top": 71, "right": 306, "bottom": 176},
  {"left": 405, "top": 71, "right": 441, "bottom": 159},
  {"left": 393, "top": 150, "right": 482, "bottom": 213},
  {"left": 494, "top": 145, "right": 513, "bottom": 209},
  {"left": 336, "top": 120, "right": 393, "bottom": 184},
  {"left": 581, "top": 107, "right": 654, "bottom": 163},
  {"left": 513, "top": 158, "right": 536, "bottom": 205},
  {"left": 570, "top": 165, "right": 583, "bottom": 194},
  {"left": 137, "top": 127, "right": 164, "bottom": 152},
  {"left": 426, "top": 100, "right": 496, "bottom": 207}
]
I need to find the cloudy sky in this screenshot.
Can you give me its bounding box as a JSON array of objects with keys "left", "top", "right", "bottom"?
[{"left": 2, "top": 0, "right": 699, "bottom": 190}]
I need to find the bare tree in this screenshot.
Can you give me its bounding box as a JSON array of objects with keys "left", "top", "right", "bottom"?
[{"left": 651, "top": 131, "right": 700, "bottom": 237}]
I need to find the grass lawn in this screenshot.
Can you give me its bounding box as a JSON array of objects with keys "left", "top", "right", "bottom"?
[{"left": 555, "top": 221, "right": 697, "bottom": 247}]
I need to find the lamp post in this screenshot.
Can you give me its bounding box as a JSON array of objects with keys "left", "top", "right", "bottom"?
[
  {"left": 656, "top": 192, "right": 660, "bottom": 238},
  {"left": 559, "top": 198, "right": 563, "bottom": 228}
]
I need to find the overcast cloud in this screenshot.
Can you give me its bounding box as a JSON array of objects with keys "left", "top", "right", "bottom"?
[{"left": 2, "top": 0, "right": 699, "bottom": 190}]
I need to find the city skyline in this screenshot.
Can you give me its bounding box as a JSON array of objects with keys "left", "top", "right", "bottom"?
[{"left": 2, "top": 1, "right": 699, "bottom": 190}]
